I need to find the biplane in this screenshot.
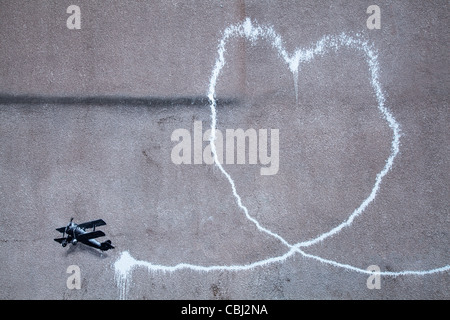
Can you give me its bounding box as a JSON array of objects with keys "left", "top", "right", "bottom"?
[{"left": 54, "top": 218, "right": 114, "bottom": 251}]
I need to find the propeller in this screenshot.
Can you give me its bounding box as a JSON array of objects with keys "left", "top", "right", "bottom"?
[{"left": 63, "top": 217, "right": 74, "bottom": 239}]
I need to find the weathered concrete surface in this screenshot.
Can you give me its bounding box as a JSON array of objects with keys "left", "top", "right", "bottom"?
[{"left": 0, "top": 1, "right": 448, "bottom": 299}]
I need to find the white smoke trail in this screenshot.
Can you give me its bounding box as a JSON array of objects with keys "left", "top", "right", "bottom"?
[{"left": 114, "top": 18, "right": 449, "bottom": 299}]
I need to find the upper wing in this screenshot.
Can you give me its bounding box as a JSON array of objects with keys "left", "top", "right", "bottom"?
[
  {"left": 77, "top": 219, "right": 106, "bottom": 230},
  {"left": 77, "top": 230, "right": 105, "bottom": 242}
]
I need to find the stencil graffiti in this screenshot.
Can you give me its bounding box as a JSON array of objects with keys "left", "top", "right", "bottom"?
[{"left": 114, "top": 18, "right": 449, "bottom": 300}]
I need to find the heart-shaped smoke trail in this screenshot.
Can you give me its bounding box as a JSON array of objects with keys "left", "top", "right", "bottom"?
[{"left": 114, "top": 18, "right": 450, "bottom": 300}]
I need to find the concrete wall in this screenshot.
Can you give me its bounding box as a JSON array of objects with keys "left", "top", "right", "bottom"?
[{"left": 0, "top": 1, "right": 448, "bottom": 299}]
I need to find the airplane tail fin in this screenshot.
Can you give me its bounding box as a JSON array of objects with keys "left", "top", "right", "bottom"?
[{"left": 100, "top": 240, "right": 114, "bottom": 251}]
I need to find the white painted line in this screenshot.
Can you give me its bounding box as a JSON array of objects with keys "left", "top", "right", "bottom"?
[{"left": 114, "top": 18, "right": 449, "bottom": 299}]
